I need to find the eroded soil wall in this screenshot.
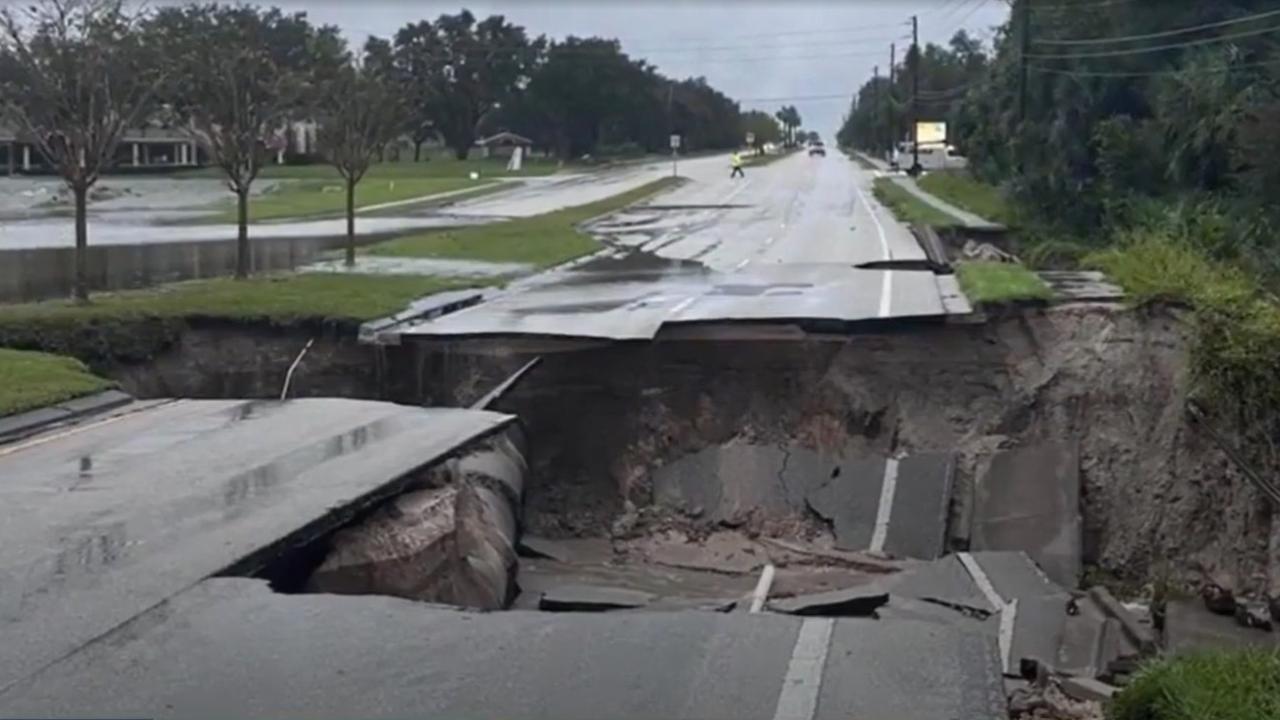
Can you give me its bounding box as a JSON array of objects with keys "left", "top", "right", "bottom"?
[{"left": 394, "top": 304, "right": 1276, "bottom": 600}]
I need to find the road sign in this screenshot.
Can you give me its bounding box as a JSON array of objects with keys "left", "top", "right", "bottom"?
[
  {"left": 670, "top": 134, "right": 681, "bottom": 149},
  {"left": 746, "top": 132, "right": 755, "bottom": 145}
]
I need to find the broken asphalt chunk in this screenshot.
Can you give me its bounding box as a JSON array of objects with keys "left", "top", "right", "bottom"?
[
  {"left": 538, "top": 584, "right": 656, "bottom": 612},
  {"left": 770, "top": 585, "right": 890, "bottom": 616}
]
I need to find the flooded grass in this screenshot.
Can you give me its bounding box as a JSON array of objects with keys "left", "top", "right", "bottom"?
[
  {"left": 368, "top": 177, "right": 680, "bottom": 268},
  {"left": 201, "top": 177, "right": 492, "bottom": 224},
  {"left": 173, "top": 156, "right": 562, "bottom": 181},
  {"left": 0, "top": 348, "right": 115, "bottom": 417}
]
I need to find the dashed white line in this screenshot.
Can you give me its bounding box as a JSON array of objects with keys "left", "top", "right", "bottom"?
[
  {"left": 958, "top": 552, "right": 1016, "bottom": 675},
  {"left": 851, "top": 180, "right": 894, "bottom": 318},
  {"left": 669, "top": 296, "right": 698, "bottom": 318},
  {"left": 868, "top": 457, "right": 900, "bottom": 553},
  {"left": 735, "top": 258, "right": 751, "bottom": 271},
  {"left": 772, "top": 618, "right": 835, "bottom": 720}
]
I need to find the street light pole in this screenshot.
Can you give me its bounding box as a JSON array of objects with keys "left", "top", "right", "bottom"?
[{"left": 911, "top": 14, "right": 920, "bottom": 175}]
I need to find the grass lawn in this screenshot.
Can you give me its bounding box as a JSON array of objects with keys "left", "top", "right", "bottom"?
[
  {"left": 1111, "top": 649, "right": 1280, "bottom": 720},
  {"left": 918, "top": 171, "right": 1012, "bottom": 225},
  {"left": 205, "top": 177, "right": 493, "bottom": 223},
  {"left": 0, "top": 348, "right": 115, "bottom": 417},
  {"left": 0, "top": 274, "right": 480, "bottom": 325},
  {"left": 872, "top": 177, "right": 959, "bottom": 227},
  {"left": 368, "top": 177, "right": 680, "bottom": 268},
  {"left": 955, "top": 261, "right": 1051, "bottom": 305},
  {"left": 175, "top": 155, "right": 561, "bottom": 182}
]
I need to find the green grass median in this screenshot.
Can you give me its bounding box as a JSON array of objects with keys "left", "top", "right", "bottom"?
[
  {"left": 872, "top": 177, "right": 958, "bottom": 227},
  {"left": 0, "top": 348, "right": 115, "bottom": 417},
  {"left": 205, "top": 177, "right": 492, "bottom": 223},
  {"left": 955, "top": 261, "right": 1051, "bottom": 305},
  {"left": 917, "top": 171, "right": 1011, "bottom": 225},
  {"left": 368, "top": 176, "right": 679, "bottom": 268}
]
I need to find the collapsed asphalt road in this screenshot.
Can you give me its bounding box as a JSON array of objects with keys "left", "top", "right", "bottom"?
[{"left": 390, "top": 152, "right": 968, "bottom": 341}]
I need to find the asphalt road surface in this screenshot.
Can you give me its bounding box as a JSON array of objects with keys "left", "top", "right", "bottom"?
[{"left": 399, "top": 152, "right": 968, "bottom": 340}]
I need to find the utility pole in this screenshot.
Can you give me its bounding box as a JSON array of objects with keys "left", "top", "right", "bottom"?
[
  {"left": 1019, "top": 0, "right": 1031, "bottom": 122},
  {"left": 910, "top": 14, "right": 920, "bottom": 175},
  {"left": 873, "top": 65, "right": 880, "bottom": 154},
  {"left": 888, "top": 43, "right": 896, "bottom": 162}
]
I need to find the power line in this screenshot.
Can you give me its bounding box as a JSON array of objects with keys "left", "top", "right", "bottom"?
[
  {"left": 1028, "top": 57, "right": 1280, "bottom": 77},
  {"left": 1026, "top": 23, "right": 1280, "bottom": 60},
  {"left": 1034, "top": 7, "right": 1280, "bottom": 46},
  {"left": 1031, "top": 0, "right": 1139, "bottom": 11}
]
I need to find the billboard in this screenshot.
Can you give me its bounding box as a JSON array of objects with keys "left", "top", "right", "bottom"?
[{"left": 916, "top": 121, "right": 947, "bottom": 146}]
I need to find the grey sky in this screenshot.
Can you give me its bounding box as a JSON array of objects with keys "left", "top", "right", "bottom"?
[{"left": 273, "top": 0, "right": 1011, "bottom": 137}]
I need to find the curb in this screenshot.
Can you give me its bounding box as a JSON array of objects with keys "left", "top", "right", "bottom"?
[{"left": 0, "top": 389, "right": 134, "bottom": 445}]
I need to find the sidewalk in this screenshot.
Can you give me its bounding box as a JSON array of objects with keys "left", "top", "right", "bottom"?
[{"left": 853, "top": 152, "right": 1004, "bottom": 231}]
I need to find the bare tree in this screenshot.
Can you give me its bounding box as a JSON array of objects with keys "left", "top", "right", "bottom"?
[
  {"left": 0, "top": 0, "right": 161, "bottom": 302},
  {"left": 150, "top": 5, "right": 345, "bottom": 278},
  {"left": 316, "top": 62, "right": 404, "bottom": 267}
]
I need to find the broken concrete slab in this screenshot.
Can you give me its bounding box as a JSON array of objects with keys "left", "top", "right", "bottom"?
[
  {"left": 883, "top": 453, "right": 954, "bottom": 560},
  {"left": 770, "top": 585, "right": 890, "bottom": 616},
  {"left": 1008, "top": 593, "right": 1071, "bottom": 677},
  {"left": 889, "top": 555, "right": 1000, "bottom": 615},
  {"left": 539, "top": 584, "right": 656, "bottom": 612},
  {"left": 0, "top": 399, "right": 514, "bottom": 692},
  {"left": 973, "top": 442, "right": 1082, "bottom": 588},
  {"left": 1060, "top": 676, "right": 1118, "bottom": 704},
  {"left": 1088, "top": 586, "right": 1156, "bottom": 656},
  {"left": 803, "top": 456, "right": 886, "bottom": 552},
  {"left": 518, "top": 536, "right": 615, "bottom": 565},
  {"left": 652, "top": 444, "right": 791, "bottom": 523}
]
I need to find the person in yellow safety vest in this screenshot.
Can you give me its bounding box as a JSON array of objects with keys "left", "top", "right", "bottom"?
[{"left": 730, "top": 151, "right": 745, "bottom": 179}]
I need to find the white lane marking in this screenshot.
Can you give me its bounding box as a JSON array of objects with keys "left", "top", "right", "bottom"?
[
  {"left": 735, "top": 258, "right": 751, "bottom": 271},
  {"left": 721, "top": 178, "right": 752, "bottom": 205},
  {"left": 772, "top": 618, "right": 835, "bottom": 720},
  {"left": 851, "top": 178, "right": 894, "bottom": 317},
  {"left": 765, "top": 236, "right": 776, "bottom": 246},
  {"left": 669, "top": 296, "right": 698, "bottom": 319},
  {"left": 998, "top": 599, "right": 1019, "bottom": 675},
  {"left": 958, "top": 552, "right": 1016, "bottom": 675},
  {"left": 749, "top": 563, "right": 776, "bottom": 613},
  {"left": 868, "top": 457, "right": 900, "bottom": 553}
]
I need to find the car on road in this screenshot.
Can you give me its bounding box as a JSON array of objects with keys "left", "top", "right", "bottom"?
[{"left": 808, "top": 144, "right": 825, "bottom": 157}]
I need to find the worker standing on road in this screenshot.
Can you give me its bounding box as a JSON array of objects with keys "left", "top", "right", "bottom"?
[{"left": 730, "top": 151, "right": 745, "bottom": 179}]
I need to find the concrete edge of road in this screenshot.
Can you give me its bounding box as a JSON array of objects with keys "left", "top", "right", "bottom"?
[{"left": 0, "top": 389, "right": 135, "bottom": 446}]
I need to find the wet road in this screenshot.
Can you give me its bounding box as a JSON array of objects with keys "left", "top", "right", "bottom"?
[
  {"left": 0, "top": 577, "right": 1006, "bottom": 720},
  {"left": 398, "top": 152, "right": 968, "bottom": 340},
  {"left": 0, "top": 399, "right": 512, "bottom": 692},
  {"left": 0, "top": 157, "right": 726, "bottom": 249}
]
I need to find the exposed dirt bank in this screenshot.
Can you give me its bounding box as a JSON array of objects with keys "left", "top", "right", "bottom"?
[{"left": 393, "top": 304, "right": 1276, "bottom": 603}]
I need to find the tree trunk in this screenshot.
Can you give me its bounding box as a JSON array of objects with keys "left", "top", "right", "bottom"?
[
  {"left": 72, "top": 184, "right": 89, "bottom": 303},
  {"left": 345, "top": 177, "right": 356, "bottom": 268},
  {"left": 454, "top": 144, "right": 470, "bottom": 161},
  {"left": 236, "top": 188, "right": 250, "bottom": 279},
  {"left": 414, "top": 140, "right": 423, "bottom": 162}
]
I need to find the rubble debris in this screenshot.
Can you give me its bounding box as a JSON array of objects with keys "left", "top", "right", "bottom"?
[
  {"left": 538, "top": 584, "right": 655, "bottom": 612},
  {"left": 770, "top": 585, "right": 889, "bottom": 616},
  {"left": 961, "top": 239, "right": 1020, "bottom": 264},
  {"left": 1008, "top": 680, "right": 1103, "bottom": 720},
  {"left": 305, "top": 430, "right": 526, "bottom": 610},
  {"left": 1088, "top": 586, "right": 1156, "bottom": 655},
  {"left": 1058, "top": 677, "right": 1118, "bottom": 704},
  {"left": 757, "top": 537, "right": 903, "bottom": 574}
]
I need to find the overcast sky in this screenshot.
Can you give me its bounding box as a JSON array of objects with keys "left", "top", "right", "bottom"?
[{"left": 272, "top": 0, "right": 1012, "bottom": 137}]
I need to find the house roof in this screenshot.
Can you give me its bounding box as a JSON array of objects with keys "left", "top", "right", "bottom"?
[{"left": 476, "top": 131, "right": 532, "bottom": 146}]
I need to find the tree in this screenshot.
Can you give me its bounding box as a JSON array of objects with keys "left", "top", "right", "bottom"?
[
  {"left": 741, "top": 110, "right": 782, "bottom": 150},
  {"left": 385, "top": 21, "right": 441, "bottom": 162},
  {"left": 775, "top": 105, "right": 802, "bottom": 146},
  {"left": 150, "top": 4, "right": 346, "bottom": 278},
  {"left": 0, "top": 0, "right": 162, "bottom": 302},
  {"left": 391, "top": 11, "right": 543, "bottom": 160},
  {"left": 315, "top": 61, "right": 404, "bottom": 266}
]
